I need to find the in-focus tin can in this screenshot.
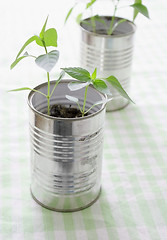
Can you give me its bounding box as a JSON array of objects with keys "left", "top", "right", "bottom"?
[{"left": 28, "top": 80, "right": 106, "bottom": 212}]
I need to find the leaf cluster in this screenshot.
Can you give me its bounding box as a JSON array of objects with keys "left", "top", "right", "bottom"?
[
  {"left": 61, "top": 67, "right": 134, "bottom": 116},
  {"left": 65, "top": 0, "right": 150, "bottom": 35},
  {"left": 10, "top": 16, "right": 59, "bottom": 72},
  {"left": 10, "top": 17, "right": 134, "bottom": 118},
  {"left": 10, "top": 17, "right": 61, "bottom": 116}
]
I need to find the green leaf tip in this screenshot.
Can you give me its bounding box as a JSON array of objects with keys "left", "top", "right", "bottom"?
[
  {"left": 65, "top": 7, "right": 74, "bottom": 24},
  {"left": 61, "top": 67, "right": 91, "bottom": 82},
  {"left": 10, "top": 54, "right": 31, "bottom": 70},
  {"left": 16, "top": 35, "right": 38, "bottom": 59},
  {"left": 133, "top": 0, "right": 141, "bottom": 21},
  {"left": 91, "top": 68, "right": 97, "bottom": 80},
  {"left": 76, "top": 13, "right": 83, "bottom": 24},
  {"left": 40, "top": 15, "right": 49, "bottom": 39},
  {"left": 131, "top": 3, "right": 150, "bottom": 20},
  {"left": 86, "top": 0, "right": 97, "bottom": 9},
  {"left": 105, "top": 76, "right": 134, "bottom": 103},
  {"left": 8, "top": 87, "right": 32, "bottom": 92}
]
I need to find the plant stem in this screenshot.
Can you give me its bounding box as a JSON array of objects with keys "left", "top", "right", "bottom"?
[
  {"left": 77, "top": 102, "right": 83, "bottom": 115},
  {"left": 91, "top": 16, "right": 96, "bottom": 33},
  {"left": 82, "top": 85, "right": 88, "bottom": 117},
  {"left": 43, "top": 41, "right": 51, "bottom": 115},
  {"left": 108, "top": 0, "right": 120, "bottom": 35},
  {"left": 50, "top": 80, "right": 58, "bottom": 98},
  {"left": 90, "top": 7, "right": 96, "bottom": 33},
  {"left": 31, "top": 89, "right": 47, "bottom": 97},
  {"left": 50, "top": 72, "right": 64, "bottom": 98},
  {"left": 47, "top": 72, "right": 50, "bottom": 115},
  {"left": 42, "top": 39, "right": 48, "bottom": 54}
]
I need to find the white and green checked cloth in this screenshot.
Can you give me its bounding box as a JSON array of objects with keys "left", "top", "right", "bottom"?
[{"left": 0, "top": 0, "right": 167, "bottom": 239}]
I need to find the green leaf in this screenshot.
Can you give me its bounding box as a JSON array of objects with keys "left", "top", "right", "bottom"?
[
  {"left": 11, "top": 56, "right": 27, "bottom": 69},
  {"left": 66, "top": 95, "right": 79, "bottom": 103},
  {"left": 68, "top": 81, "right": 90, "bottom": 91},
  {"left": 91, "top": 68, "right": 97, "bottom": 80},
  {"left": 61, "top": 67, "right": 91, "bottom": 82},
  {"left": 16, "top": 35, "right": 38, "bottom": 59},
  {"left": 39, "top": 16, "right": 48, "bottom": 39},
  {"left": 93, "top": 79, "right": 112, "bottom": 95},
  {"left": 10, "top": 53, "right": 31, "bottom": 69},
  {"left": 9, "top": 87, "right": 32, "bottom": 92},
  {"left": 65, "top": 6, "right": 74, "bottom": 24},
  {"left": 44, "top": 28, "right": 58, "bottom": 47},
  {"left": 9, "top": 87, "right": 47, "bottom": 97},
  {"left": 36, "top": 28, "right": 58, "bottom": 47},
  {"left": 35, "top": 50, "right": 59, "bottom": 72},
  {"left": 86, "top": 0, "right": 96, "bottom": 9},
  {"left": 35, "top": 36, "right": 44, "bottom": 47},
  {"left": 76, "top": 13, "right": 83, "bottom": 24},
  {"left": 105, "top": 76, "right": 134, "bottom": 103},
  {"left": 130, "top": 3, "right": 150, "bottom": 19},
  {"left": 133, "top": 0, "right": 141, "bottom": 21}
]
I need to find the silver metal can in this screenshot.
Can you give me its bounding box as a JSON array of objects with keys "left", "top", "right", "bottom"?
[
  {"left": 80, "top": 16, "right": 136, "bottom": 111},
  {"left": 28, "top": 80, "right": 106, "bottom": 212}
]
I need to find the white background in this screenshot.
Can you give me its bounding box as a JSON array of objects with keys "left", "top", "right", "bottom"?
[{"left": 0, "top": 0, "right": 153, "bottom": 91}]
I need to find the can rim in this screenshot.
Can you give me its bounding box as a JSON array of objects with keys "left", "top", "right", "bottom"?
[
  {"left": 80, "top": 16, "right": 136, "bottom": 38},
  {"left": 28, "top": 79, "right": 107, "bottom": 121}
]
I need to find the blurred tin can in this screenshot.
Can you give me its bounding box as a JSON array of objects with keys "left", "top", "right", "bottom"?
[
  {"left": 80, "top": 16, "right": 136, "bottom": 111},
  {"left": 28, "top": 80, "right": 106, "bottom": 212}
]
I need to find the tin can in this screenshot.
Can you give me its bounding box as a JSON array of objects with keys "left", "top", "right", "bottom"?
[
  {"left": 28, "top": 80, "right": 106, "bottom": 212},
  {"left": 80, "top": 16, "right": 136, "bottom": 111}
]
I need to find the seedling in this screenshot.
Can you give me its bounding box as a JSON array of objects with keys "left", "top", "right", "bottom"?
[
  {"left": 62, "top": 67, "right": 134, "bottom": 117},
  {"left": 65, "top": 0, "right": 149, "bottom": 35},
  {"left": 10, "top": 17, "right": 133, "bottom": 118},
  {"left": 10, "top": 17, "right": 64, "bottom": 115}
]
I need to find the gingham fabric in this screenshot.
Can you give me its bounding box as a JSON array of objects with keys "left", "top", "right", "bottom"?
[{"left": 0, "top": 0, "right": 167, "bottom": 239}]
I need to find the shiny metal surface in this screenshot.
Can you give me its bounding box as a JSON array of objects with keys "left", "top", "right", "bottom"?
[
  {"left": 28, "top": 80, "right": 106, "bottom": 212},
  {"left": 80, "top": 17, "right": 136, "bottom": 111}
]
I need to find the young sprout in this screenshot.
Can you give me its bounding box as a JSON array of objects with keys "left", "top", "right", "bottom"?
[
  {"left": 10, "top": 17, "right": 64, "bottom": 115},
  {"left": 65, "top": 0, "right": 150, "bottom": 35},
  {"left": 61, "top": 67, "right": 134, "bottom": 117}
]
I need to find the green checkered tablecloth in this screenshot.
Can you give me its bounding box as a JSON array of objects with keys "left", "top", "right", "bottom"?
[{"left": 0, "top": 0, "right": 167, "bottom": 239}]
